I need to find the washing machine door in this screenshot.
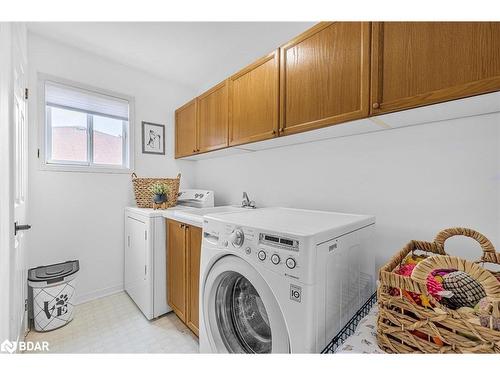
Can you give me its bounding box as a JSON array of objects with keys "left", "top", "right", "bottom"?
[{"left": 202, "top": 255, "right": 289, "bottom": 353}]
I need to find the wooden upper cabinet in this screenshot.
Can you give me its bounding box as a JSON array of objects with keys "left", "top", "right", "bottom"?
[
  {"left": 174, "top": 22, "right": 500, "bottom": 157},
  {"left": 186, "top": 225, "right": 202, "bottom": 336},
  {"left": 175, "top": 99, "right": 197, "bottom": 158},
  {"left": 197, "top": 81, "right": 229, "bottom": 153},
  {"left": 279, "top": 22, "right": 370, "bottom": 135},
  {"left": 229, "top": 50, "right": 279, "bottom": 146},
  {"left": 167, "top": 220, "right": 187, "bottom": 322},
  {"left": 371, "top": 22, "right": 500, "bottom": 115}
]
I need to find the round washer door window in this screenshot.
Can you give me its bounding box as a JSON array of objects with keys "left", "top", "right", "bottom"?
[
  {"left": 202, "top": 255, "right": 289, "bottom": 353},
  {"left": 216, "top": 271, "right": 271, "bottom": 353}
]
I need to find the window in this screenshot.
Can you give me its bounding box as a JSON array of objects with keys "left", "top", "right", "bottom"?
[{"left": 41, "top": 78, "right": 133, "bottom": 172}]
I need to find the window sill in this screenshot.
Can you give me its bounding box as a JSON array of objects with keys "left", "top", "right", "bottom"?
[{"left": 39, "top": 162, "right": 133, "bottom": 175}]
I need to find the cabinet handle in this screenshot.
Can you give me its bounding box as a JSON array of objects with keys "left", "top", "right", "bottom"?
[{"left": 372, "top": 102, "right": 380, "bottom": 109}]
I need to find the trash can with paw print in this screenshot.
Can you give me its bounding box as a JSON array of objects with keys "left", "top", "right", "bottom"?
[{"left": 28, "top": 260, "right": 79, "bottom": 332}]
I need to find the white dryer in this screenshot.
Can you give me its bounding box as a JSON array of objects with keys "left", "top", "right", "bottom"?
[
  {"left": 124, "top": 189, "right": 214, "bottom": 320},
  {"left": 199, "top": 207, "right": 375, "bottom": 353}
]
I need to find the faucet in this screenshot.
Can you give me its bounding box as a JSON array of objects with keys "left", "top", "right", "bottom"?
[{"left": 241, "top": 192, "right": 256, "bottom": 209}]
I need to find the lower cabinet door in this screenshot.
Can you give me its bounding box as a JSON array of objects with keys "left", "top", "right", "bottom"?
[
  {"left": 186, "top": 225, "right": 202, "bottom": 336},
  {"left": 167, "top": 220, "right": 187, "bottom": 322}
]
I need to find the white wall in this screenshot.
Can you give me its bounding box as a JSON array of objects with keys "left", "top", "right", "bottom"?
[
  {"left": 194, "top": 113, "right": 500, "bottom": 268},
  {"left": 26, "top": 33, "right": 197, "bottom": 303}
]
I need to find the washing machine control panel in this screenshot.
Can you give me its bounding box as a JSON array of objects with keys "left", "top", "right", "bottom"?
[
  {"left": 203, "top": 219, "right": 308, "bottom": 280},
  {"left": 255, "top": 232, "right": 299, "bottom": 271},
  {"left": 208, "top": 223, "right": 303, "bottom": 280}
]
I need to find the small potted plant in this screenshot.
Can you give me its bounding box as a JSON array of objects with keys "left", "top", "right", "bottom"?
[{"left": 150, "top": 183, "right": 169, "bottom": 204}]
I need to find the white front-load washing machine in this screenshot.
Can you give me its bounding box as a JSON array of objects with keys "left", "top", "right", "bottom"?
[{"left": 199, "top": 207, "right": 375, "bottom": 353}]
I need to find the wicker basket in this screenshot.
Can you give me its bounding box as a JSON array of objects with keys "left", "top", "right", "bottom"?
[
  {"left": 377, "top": 227, "right": 500, "bottom": 353},
  {"left": 131, "top": 172, "right": 181, "bottom": 209}
]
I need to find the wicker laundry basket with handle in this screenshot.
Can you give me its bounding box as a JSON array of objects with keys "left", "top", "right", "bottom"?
[
  {"left": 131, "top": 172, "right": 181, "bottom": 209},
  {"left": 377, "top": 227, "right": 500, "bottom": 353}
]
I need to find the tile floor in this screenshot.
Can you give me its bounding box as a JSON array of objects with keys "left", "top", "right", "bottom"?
[{"left": 26, "top": 292, "right": 199, "bottom": 353}]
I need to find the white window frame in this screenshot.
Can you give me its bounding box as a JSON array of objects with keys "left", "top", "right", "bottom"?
[{"left": 37, "top": 73, "right": 135, "bottom": 174}]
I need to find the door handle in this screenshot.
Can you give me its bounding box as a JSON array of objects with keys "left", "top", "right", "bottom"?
[{"left": 14, "top": 222, "right": 31, "bottom": 236}]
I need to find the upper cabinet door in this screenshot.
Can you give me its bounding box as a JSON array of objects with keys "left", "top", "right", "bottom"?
[
  {"left": 280, "top": 22, "right": 370, "bottom": 135},
  {"left": 229, "top": 50, "right": 279, "bottom": 146},
  {"left": 371, "top": 22, "right": 500, "bottom": 115},
  {"left": 197, "top": 81, "right": 229, "bottom": 153},
  {"left": 175, "top": 99, "right": 198, "bottom": 158}
]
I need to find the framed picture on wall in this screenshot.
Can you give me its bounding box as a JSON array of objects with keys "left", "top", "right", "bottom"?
[{"left": 141, "top": 121, "right": 165, "bottom": 155}]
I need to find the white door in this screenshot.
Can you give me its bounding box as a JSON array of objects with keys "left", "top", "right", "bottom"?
[
  {"left": 201, "top": 255, "right": 290, "bottom": 353},
  {"left": 0, "top": 22, "right": 13, "bottom": 343},
  {"left": 11, "top": 23, "right": 29, "bottom": 342}
]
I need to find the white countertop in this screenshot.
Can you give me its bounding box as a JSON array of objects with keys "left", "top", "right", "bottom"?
[
  {"left": 164, "top": 205, "right": 248, "bottom": 227},
  {"left": 125, "top": 205, "right": 246, "bottom": 227},
  {"left": 126, "top": 206, "right": 374, "bottom": 240},
  {"left": 125, "top": 205, "right": 195, "bottom": 218}
]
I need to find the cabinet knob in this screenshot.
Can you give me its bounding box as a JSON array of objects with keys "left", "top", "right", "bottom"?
[
  {"left": 372, "top": 102, "right": 380, "bottom": 109},
  {"left": 279, "top": 128, "right": 284, "bottom": 133},
  {"left": 192, "top": 149, "right": 196, "bottom": 153},
  {"left": 272, "top": 130, "right": 276, "bottom": 135}
]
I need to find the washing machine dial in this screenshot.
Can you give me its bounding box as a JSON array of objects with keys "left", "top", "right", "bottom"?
[
  {"left": 271, "top": 254, "right": 280, "bottom": 265},
  {"left": 258, "top": 250, "right": 266, "bottom": 261},
  {"left": 229, "top": 229, "right": 244, "bottom": 248},
  {"left": 285, "top": 257, "right": 297, "bottom": 269}
]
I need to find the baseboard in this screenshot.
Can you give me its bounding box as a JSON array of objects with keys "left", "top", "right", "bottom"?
[{"left": 75, "top": 284, "right": 124, "bottom": 305}]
